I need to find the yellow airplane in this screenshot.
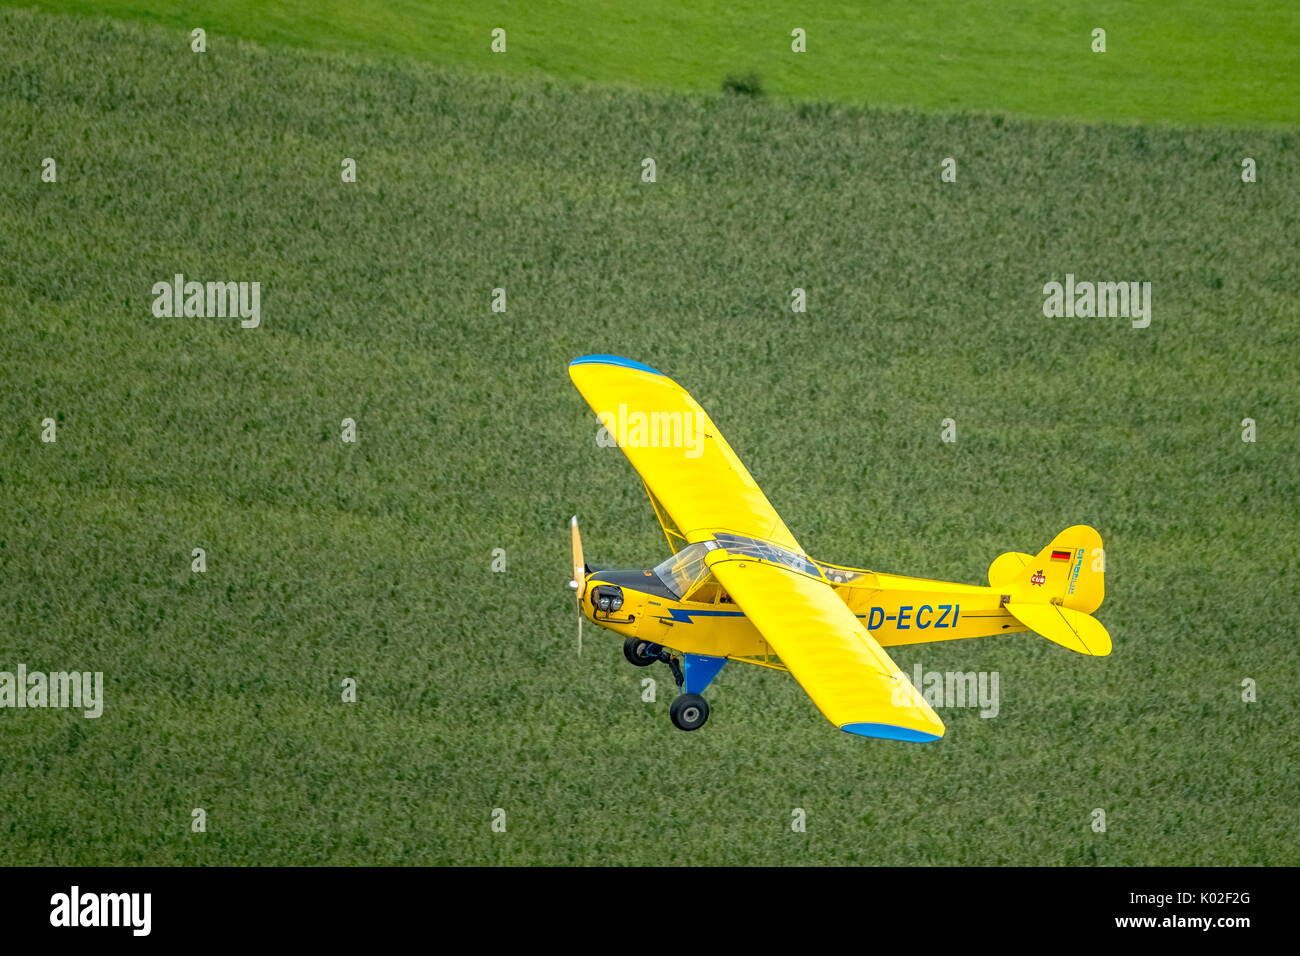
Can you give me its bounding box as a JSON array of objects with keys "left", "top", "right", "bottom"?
[{"left": 567, "top": 355, "right": 1110, "bottom": 742}]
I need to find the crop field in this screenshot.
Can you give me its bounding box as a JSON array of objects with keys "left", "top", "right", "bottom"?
[
  {"left": 0, "top": 5, "right": 1297, "bottom": 866},
  {"left": 16, "top": 0, "right": 1300, "bottom": 127}
]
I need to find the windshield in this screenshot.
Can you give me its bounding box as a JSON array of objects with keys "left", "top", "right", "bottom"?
[{"left": 652, "top": 542, "right": 717, "bottom": 599}]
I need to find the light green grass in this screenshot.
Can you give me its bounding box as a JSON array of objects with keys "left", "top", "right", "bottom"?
[
  {"left": 1, "top": 8, "right": 1298, "bottom": 865},
  {"left": 9, "top": 0, "right": 1300, "bottom": 127}
]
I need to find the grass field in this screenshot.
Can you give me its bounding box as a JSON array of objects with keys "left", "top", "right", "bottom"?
[
  {"left": 1, "top": 6, "right": 1298, "bottom": 865},
  {"left": 10, "top": 0, "right": 1300, "bottom": 127}
]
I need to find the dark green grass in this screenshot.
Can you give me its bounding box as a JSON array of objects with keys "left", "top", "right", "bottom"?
[
  {"left": 1, "top": 9, "right": 1298, "bottom": 865},
  {"left": 9, "top": 0, "right": 1300, "bottom": 127}
]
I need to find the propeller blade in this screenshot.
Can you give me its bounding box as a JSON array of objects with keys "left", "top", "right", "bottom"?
[
  {"left": 570, "top": 515, "right": 584, "bottom": 591},
  {"left": 570, "top": 515, "right": 584, "bottom": 657}
]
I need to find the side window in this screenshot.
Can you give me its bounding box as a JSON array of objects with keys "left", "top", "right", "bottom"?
[{"left": 687, "top": 580, "right": 721, "bottom": 604}]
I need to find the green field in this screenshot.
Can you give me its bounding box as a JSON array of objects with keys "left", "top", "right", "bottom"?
[
  {"left": 11, "top": 0, "right": 1300, "bottom": 127},
  {"left": 1, "top": 6, "right": 1298, "bottom": 865}
]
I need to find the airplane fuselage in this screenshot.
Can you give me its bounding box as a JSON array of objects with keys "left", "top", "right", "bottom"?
[{"left": 581, "top": 558, "right": 1028, "bottom": 670}]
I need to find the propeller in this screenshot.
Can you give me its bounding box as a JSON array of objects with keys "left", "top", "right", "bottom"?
[{"left": 569, "top": 515, "right": 586, "bottom": 656}]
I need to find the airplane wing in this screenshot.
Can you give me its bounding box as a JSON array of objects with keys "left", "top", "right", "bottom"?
[
  {"left": 568, "top": 355, "right": 800, "bottom": 551},
  {"left": 708, "top": 555, "right": 946, "bottom": 742}
]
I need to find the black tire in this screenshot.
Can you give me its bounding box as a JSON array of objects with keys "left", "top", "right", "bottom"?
[
  {"left": 670, "top": 693, "right": 710, "bottom": 731},
  {"left": 622, "top": 637, "right": 658, "bottom": 667}
]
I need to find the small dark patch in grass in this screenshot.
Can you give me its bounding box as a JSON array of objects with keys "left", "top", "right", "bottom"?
[{"left": 722, "top": 72, "right": 764, "bottom": 96}]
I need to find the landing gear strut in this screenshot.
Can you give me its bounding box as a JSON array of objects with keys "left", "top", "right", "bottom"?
[
  {"left": 620, "top": 639, "right": 712, "bottom": 731},
  {"left": 658, "top": 646, "right": 684, "bottom": 689}
]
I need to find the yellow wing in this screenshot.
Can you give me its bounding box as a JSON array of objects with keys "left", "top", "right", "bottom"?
[
  {"left": 569, "top": 356, "right": 800, "bottom": 550},
  {"left": 708, "top": 556, "right": 946, "bottom": 742}
]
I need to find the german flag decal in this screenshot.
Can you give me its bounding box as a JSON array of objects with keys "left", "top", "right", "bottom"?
[{"left": 1051, "top": 549, "right": 1072, "bottom": 561}]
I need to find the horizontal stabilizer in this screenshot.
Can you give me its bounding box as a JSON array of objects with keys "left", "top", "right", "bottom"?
[{"left": 1005, "top": 602, "right": 1112, "bottom": 657}]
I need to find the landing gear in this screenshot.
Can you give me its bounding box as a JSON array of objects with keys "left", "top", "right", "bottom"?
[
  {"left": 620, "top": 639, "right": 712, "bottom": 730},
  {"left": 670, "top": 693, "right": 710, "bottom": 731},
  {"left": 622, "top": 637, "right": 659, "bottom": 667}
]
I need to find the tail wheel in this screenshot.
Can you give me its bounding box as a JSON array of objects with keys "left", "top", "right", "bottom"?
[
  {"left": 670, "top": 693, "right": 710, "bottom": 731},
  {"left": 622, "top": 637, "right": 658, "bottom": 667}
]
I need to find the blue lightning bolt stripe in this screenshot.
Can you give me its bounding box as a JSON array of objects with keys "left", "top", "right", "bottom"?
[{"left": 656, "top": 608, "right": 747, "bottom": 624}]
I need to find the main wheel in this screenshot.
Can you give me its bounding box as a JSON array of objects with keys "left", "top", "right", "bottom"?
[
  {"left": 670, "top": 693, "right": 710, "bottom": 731},
  {"left": 622, "top": 637, "right": 658, "bottom": 667}
]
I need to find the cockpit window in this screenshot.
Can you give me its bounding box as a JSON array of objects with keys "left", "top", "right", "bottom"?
[
  {"left": 818, "top": 564, "right": 864, "bottom": 584},
  {"left": 653, "top": 534, "right": 824, "bottom": 598},
  {"left": 711, "top": 532, "right": 824, "bottom": 580},
  {"left": 652, "top": 542, "right": 718, "bottom": 599}
]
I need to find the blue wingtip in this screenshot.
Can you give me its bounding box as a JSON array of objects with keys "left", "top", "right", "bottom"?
[
  {"left": 841, "top": 722, "right": 943, "bottom": 743},
  {"left": 569, "top": 354, "right": 665, "bottom": 376}
]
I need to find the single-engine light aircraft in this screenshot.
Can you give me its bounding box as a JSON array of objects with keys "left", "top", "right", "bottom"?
[{"left": 567, "top": 355, "right": 1110, "bottom": 742}]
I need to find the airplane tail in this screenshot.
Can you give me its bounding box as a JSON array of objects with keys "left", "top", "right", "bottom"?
[{"left": 987, "top": 525, "right": 1110, "bottom": 656}]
